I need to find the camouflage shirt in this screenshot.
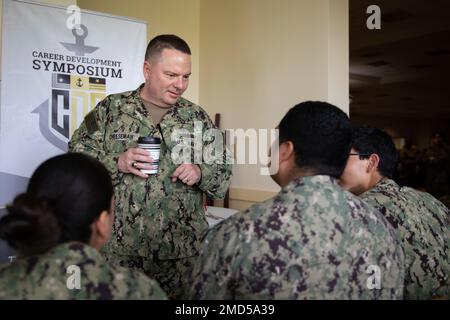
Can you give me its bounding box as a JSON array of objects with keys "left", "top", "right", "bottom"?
[
  {"left": 361, "top": 178, "right": 450, "bottom": 299},
  {"left": 188, "top": 175, "right": 405, "bottom": 299},
  {"left": 69, "top": 85, "right": 232, "bottom": 260},
  {"left": 0, "top": 242, "right": 167, "bottom": 299}
]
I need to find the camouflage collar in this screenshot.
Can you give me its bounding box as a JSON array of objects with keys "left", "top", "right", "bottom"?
[
  {"left": 283, "top": 175, "right": 338, "bottom": 192},
  {"left": 370, "top": 178, "right": 399, "bottom": 193},
  {"left": 120, "top": 84, "right": 189, "bottom": 126},
  {"left": 30, "top": 242, "right": 101, "bottom": 263}
]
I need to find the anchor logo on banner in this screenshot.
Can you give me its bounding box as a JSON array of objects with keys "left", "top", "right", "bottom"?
[
  {"left": 60, "top": 24, "right": 99, "bottom": 57},
  {"left": 32, "top": 24, "right": 106, "bottom": 151}
]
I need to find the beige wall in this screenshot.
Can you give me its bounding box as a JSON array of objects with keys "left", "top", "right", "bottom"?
[
  {"left": 77, "top": 0, "right": 200, "bottom": 104},
  {"left": 199, "top": 0, "right": 349, "bottom": 207},
  {"left": 328, "top": 0, "right": 349, "bottom": 109}
]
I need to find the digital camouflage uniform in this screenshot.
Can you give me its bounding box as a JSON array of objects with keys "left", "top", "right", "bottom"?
[
  {"left": 188, "top": 175, "right": 405, "bottom": 300},
  {"left": 69, "top": 84, "right": 231, "bottom": 299},
  {"left": 361, "top": 178, "right": 450, "bottom": 299},
  {"left": 0, "top": 242, "right": 167, "bottom": 299}
]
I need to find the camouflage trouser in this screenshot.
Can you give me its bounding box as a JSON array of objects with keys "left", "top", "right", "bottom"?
[{"left": 105, "top": 253, "right": 198, "bottom": 300}]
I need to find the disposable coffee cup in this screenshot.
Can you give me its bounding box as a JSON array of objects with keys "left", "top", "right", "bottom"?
[{"left": 137, "top": 136, "right": 161, "bottom": 175}]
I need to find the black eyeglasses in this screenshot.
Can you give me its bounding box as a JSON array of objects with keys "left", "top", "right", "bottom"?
[{"left": 349, "top": 153, "right": 370, "bottom": 160}]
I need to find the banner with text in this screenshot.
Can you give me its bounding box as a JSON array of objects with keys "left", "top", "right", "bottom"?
[{"left": 0, "top": 0, "right": 146, "bottom": 189}]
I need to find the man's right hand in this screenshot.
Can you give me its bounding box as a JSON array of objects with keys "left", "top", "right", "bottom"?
[{"left": 118, "top": 148, "right": 153, "bottom": 178}]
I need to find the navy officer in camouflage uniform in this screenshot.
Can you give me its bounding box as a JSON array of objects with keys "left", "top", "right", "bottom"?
[
  {"left": 188, "top": 101, "right": 405, "bottom": 299},
  {"left": 340, "top": 126, "right": 449, "bottom": 299},
  {"left": 0, "top": 153, "right": 166, "bottom": 299},
  {"left": 69, "top": 35, "right": 232, "bottom": 299}
]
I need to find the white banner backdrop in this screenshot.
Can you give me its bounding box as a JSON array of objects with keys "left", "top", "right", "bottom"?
[{"left": 0, "top": 0, "right": 147, "bottom": 180}]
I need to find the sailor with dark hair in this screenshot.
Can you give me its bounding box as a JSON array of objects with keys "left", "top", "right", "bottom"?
[
  {"left": 0, "top": 153, "right": 166, "bottom": 299},
  {"left": 188, "top": 102, "right": 405, "bottom": 299},
  {"left": 341, "top": 125, "right": 450, "bottom": 299}
]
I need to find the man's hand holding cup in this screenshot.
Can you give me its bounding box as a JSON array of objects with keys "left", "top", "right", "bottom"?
[{"left": 118, "top": 136, "right": 161, "bottom": 178}]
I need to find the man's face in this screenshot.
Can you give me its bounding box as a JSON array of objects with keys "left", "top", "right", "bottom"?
[
  {"left": 142, "top": 48, "right": 191, "bottom": 107},
  {"left": 340, "top": 148, "right": 370, "bottom": 195}
]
